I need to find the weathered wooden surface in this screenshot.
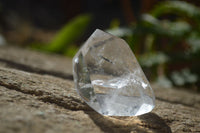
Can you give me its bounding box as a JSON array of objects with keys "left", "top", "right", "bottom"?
[{"left": 0, "top": 46, "right": 199, "bottom": 133}]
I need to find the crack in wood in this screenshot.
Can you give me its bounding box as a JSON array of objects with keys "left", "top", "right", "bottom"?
[
  {"left": 0, "top": 81, "right": 90, "bottom": 111},
  {"left": 38, "top": 96, "right": 91, "bottom": 111},
  {"left": 0, "top": 81, "right": 44, "bottom": 96},
  {"left": 0, "top": 67, "right": 91, "bottom": 111}
]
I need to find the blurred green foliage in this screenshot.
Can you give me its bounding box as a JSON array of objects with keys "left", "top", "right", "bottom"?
[
  {"left": 47, "top": 14, "right": 91, "bottom": 54},
  {"left": 31, "top": 1, "right": 199, "bottom": 89},
  {"left": 151, "top": 1, "right": 200, "bottom": 23},
  {"left": 32, "top": 14, "right": 91, "bottom": 56},
  {"left": 109, "top": 1, "right": 200, "bottom": 88}
]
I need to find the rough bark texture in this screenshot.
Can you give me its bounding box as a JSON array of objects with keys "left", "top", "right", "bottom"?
[{"left": 0, "top": 46, "right": 199, "bottom": 133}]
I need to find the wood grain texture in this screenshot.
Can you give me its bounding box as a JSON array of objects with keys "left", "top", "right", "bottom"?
[{"left": 0, "top": 46, "right": 199, "bottom": 133}]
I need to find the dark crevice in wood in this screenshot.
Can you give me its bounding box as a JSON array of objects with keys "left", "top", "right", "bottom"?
[
  {"left": 0, "top": 82, "right": 91, "bottom": 111},
  {"left": 39, "top": 96, "right": 91, "bottom": 111},
  {"left": 0, "top": 81, "right": 44, "bottom": 96},
  {"left": 0, "top": 58, "right": 73, "bottom": 80}
]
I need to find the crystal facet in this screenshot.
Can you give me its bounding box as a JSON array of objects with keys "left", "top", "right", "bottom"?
[{"left": 73, "top": 29, "right": 155, "bottom": 116}]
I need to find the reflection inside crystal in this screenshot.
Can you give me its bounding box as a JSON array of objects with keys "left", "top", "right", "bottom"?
[{"left": 73, "top": 29, "right": 155, "bottom": 116}]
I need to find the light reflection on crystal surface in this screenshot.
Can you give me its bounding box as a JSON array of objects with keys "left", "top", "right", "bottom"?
[{"left": 73, "top": 29, "right": 155, "bottom": 116}]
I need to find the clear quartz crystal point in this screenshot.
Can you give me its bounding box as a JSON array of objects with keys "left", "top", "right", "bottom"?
[{"left": 73, "top": 29, "right": 155, "bottom": 116}]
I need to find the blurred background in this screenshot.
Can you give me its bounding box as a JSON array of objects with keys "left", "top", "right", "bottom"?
[{"left": 0, "top": 0, "right": 199, "bottom": 90}]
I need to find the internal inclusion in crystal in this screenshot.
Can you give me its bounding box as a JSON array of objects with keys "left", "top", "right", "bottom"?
[{"left": 73, "top": 29, "right": 155, "bottom": 116}]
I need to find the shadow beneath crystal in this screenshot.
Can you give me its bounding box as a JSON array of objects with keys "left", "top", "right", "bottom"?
[
  {"left": 84, "top": 110, "right": 172, "bottom": 133},
  {"left": 138, "top": 113, "right": 172, "bottom": 133}
]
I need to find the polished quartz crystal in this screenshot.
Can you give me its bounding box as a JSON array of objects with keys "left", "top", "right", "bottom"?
[{"left": 73, "top": 29, "right": 155, "bottom": 116}]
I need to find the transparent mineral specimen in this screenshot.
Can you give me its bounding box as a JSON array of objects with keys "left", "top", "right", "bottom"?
[{"left": 73, "top": 29, "right": 155, "bottom": 116}]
